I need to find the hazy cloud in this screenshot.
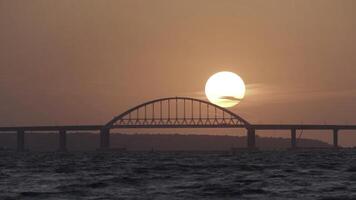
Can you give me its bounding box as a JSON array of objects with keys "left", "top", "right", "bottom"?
[{"left": 245, "top": 83, "right": 356, "bottom": 106}]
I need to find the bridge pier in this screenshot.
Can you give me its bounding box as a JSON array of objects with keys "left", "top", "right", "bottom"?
[
  {"left": 291, "top": 129, "right": 297, "bottom": 149},
  {"left": 17, "top": 130, "right": 25, "bottom": 152},
  {"left": 58, "top": 130, "right": 67, "bottom": 152},
  {"left": 333, "top": 129, "right": 338, "bottom": 148},
  {"left": 247, "top": 128, "right": 256, "bottom": 149},
  {"left": 100, "top": 128, "right": 110, "bottom": 150}
]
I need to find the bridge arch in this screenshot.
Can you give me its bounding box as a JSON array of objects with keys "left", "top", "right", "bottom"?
[
  {"left": 100, "top": 97, "right": 252, "bottom": 149},
  {"left": 104, "top": 97, "right": 250, "bottom": 129}
]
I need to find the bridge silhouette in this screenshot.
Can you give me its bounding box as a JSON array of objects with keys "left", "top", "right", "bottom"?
[{"left": 0, "top": 97, "right": 355, "bottom": 152}]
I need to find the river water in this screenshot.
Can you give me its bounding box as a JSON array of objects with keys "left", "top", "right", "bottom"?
[{"left": 0, "top": 150, "right": 356, "bottom": 199}]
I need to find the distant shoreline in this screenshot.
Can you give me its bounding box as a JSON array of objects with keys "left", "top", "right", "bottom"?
[{"left": 0, "top": 132, "right": 334, "bottom": 152}]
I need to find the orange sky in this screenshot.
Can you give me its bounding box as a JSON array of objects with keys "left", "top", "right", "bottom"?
[{"left": 1, "top": 0, "right": 356, "bottom": 146}]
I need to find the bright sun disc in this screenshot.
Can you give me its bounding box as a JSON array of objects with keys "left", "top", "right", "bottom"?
[{"left": 205, "top": 71, "right": 246, "bottom": 108}]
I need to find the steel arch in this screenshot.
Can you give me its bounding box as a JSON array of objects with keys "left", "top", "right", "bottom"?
[{"left": 104, "top": 97, "right": 250, "bottom": 129}]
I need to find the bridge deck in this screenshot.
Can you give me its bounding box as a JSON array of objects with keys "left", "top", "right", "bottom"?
[
  {"left": 0, "top": 125, "right": 103, "bottom": 132},
  {"left": 0, "top": 124, "right": 355, "bottom": 132},
  {"left": 252, "top": 124, "right": 356, "bottom": 130}
]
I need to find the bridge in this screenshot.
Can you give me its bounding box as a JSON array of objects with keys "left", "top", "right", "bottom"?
[{"left": 0, "top": 97, "right": 355, "bottom": 152}]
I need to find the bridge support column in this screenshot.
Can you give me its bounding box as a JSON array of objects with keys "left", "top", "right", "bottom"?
[
  {"left": 100, "top": 128, "right": 110, "bottom": 150},
  {"left": 291, "top": 129, "right": 297, "bottom": 149},
  {"left": 58, "top": 130, "right": 67, "bottom": 152},
  {"left": 17, "top": 130, "right": 25, "bottom": 152},
  {"left": 333, "top": 129, "right": 338, "bottom": 148},
  {"left": 247, "top": 128, "right": 256, "bottom": 149}
]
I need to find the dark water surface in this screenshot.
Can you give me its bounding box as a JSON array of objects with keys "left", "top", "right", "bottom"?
[{"left": 1, "top": 150, "right": 356, "bottom": 200}]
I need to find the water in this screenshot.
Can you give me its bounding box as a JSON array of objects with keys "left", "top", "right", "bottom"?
[{"left": 1, "top": 150, "right": 356, "bottom": 200}]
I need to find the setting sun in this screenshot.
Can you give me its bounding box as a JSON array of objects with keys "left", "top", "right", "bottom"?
[{"left": 205, "top": 71, "right": 246, "bottom": 108}]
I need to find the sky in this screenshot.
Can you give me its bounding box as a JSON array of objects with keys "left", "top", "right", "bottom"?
[{"left": 1, "top": 0, "right": 356, "bottom": 145}]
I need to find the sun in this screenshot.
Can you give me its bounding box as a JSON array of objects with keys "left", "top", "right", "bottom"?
[{"left": 205, "top": 71, "right": 246, "bottom": 108}]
